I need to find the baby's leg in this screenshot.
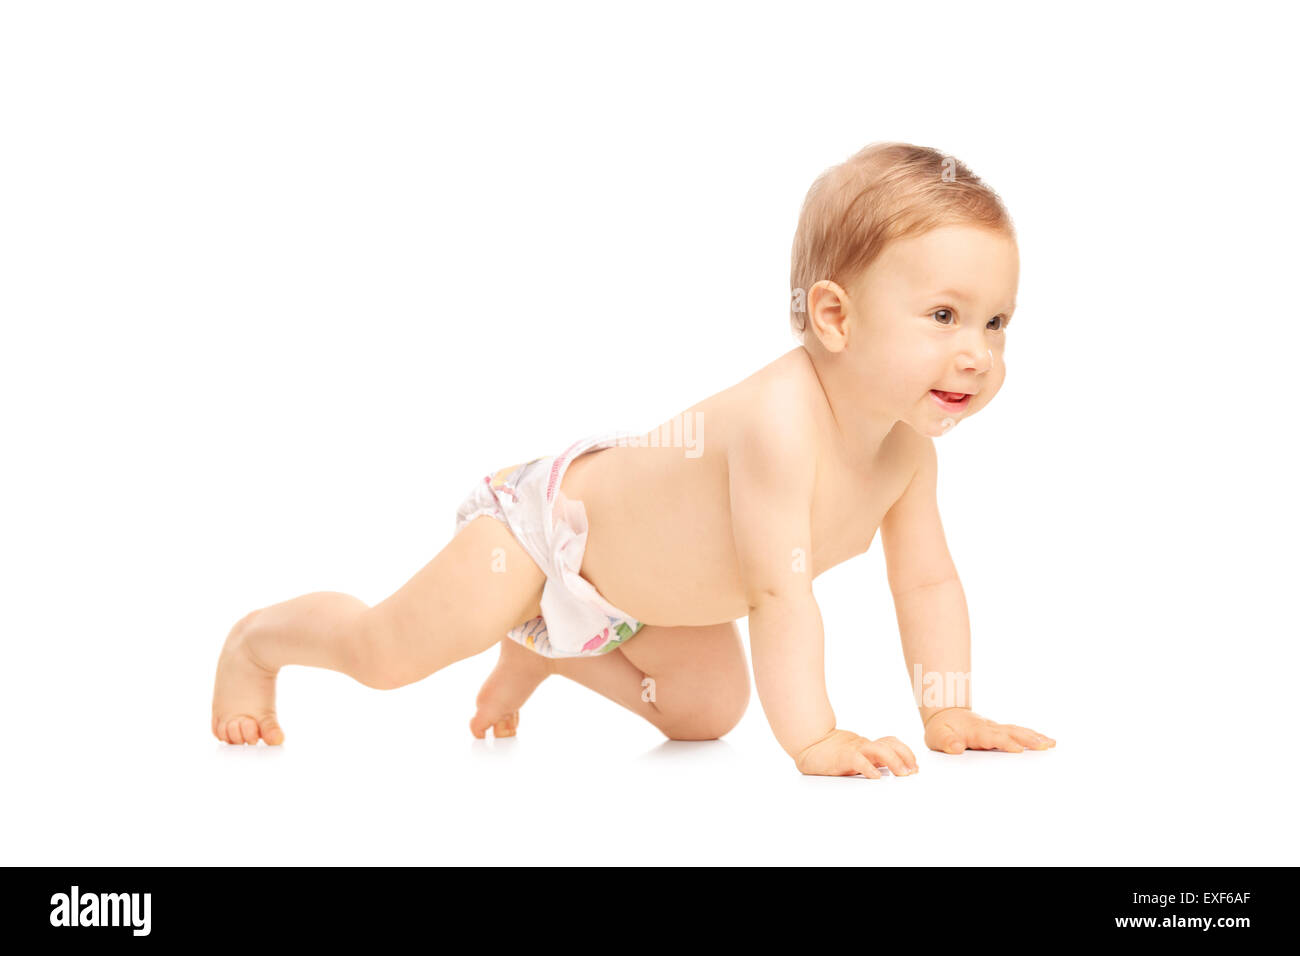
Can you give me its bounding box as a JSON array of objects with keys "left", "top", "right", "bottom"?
[
  {"left": 584, "top": 621, "right": 751, "bottom": 739},
  {"left": 473, "top": 621, "right": 751, "bottom": 741},
  {"left": 469, "top": 636, "right": 554, "bottom": 739},
  {"left": 212, "top": 515, "right": 546, "bottom": 745}
]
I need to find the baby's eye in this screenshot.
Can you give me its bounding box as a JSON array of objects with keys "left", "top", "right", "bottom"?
[
  {"left": 988, "top": 315, "right": 1006, "bottom": 331},
  {"left": 931, "top": 308, "right": 954, "bottom": 325}
]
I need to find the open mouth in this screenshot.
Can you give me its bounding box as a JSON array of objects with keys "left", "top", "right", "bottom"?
[{"left": 930, "top": 389, "right": 972, "bottom": 410}]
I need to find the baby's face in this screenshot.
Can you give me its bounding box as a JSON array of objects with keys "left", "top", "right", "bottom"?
[{"left": 840, "top": 224, "right": 1019, "bottom": 438}]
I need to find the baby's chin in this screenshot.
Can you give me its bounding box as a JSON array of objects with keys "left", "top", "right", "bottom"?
[
  {"left": 909, "top": 407, "right": 970, "bottom": 438},
  {"left": 926, "top": 416, "right": 960, "bottom": 437},
  {"left": 911, "top": 394, "right": 990, "bottom": 437}
]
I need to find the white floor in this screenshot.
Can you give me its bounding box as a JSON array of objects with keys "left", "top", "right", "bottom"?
[{"left": 8, "top": 620, "right": 1292, "bottom": 866}]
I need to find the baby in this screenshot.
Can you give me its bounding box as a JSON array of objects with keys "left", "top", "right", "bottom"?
[{"left": 211, "top": 141, "right": 1056, "bottom": 777}]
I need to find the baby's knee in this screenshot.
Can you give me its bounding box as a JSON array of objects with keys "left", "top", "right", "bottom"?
[
  {"left": 662, "top": 681, "right": 750, "bottom": 741},
  {"left": 348, "top": 608, "right": 407, "bottom": 690},
  {"left": 663, "top": 708, "right": 744, "bottom": 741}
]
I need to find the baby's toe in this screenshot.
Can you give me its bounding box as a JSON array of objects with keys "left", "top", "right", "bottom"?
[
  {"left": 258, "top": 716, "right": 285, "bottom": 745},
  {"left": 235, "top": 716, "right": 259, "bottom": 744},
  {"left": 471, "top": 707, "right": 519, "bottom": 739},
  {"left": 218, "top": 715, "right": 256, "bottom": 745}
]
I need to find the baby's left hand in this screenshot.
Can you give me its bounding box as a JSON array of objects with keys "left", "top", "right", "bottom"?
[{"left": 923, "top": 707, "right": 1056, "bottom": 754}]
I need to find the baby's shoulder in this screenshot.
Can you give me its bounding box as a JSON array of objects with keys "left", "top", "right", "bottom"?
[
  {"left": 731, "top": 358, "right": 820, "bottom": 442},
  {"left": 705, "top": 361, "right": 819, "bottom": 481}
]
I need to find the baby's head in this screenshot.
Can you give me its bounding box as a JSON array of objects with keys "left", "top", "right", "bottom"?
[{"left": 789, "top": 142, "right": 1019, "bottom": 439}]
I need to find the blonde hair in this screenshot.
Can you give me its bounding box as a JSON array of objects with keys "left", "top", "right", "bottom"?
[{"left": 789, "top": 142, "right": 1016, "bottom": 340}]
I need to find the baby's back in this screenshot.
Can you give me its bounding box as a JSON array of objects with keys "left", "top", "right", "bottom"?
[{"left": 562, "top": 347, "right": 920, "bottom": 627}]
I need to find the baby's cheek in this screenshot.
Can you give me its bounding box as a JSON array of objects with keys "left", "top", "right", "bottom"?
[
  {"left": 989, "top": 348, "right": 1007, "bottom": 386},
  {"left": 974, "top": 352, "right": 1006, "bottom": 411}
]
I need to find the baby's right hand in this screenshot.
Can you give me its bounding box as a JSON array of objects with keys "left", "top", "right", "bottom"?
[{"left": 794, "top": 729, "right": 918, "bottom": 778}]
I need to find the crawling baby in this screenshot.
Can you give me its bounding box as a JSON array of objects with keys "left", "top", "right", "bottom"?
[{"left": 212, "top": 141, "right": 1056, "bottom": 776}]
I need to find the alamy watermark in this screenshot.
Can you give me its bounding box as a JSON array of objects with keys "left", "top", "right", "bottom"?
[
  {"left": 50, "top": 885, "right": 151, "bottom": 936},
  {"left": 912, "top": 663, "right": 970, "bottom": 710},
  {"left": 608, "top": 412, "right": 703, "bottom": 459}
]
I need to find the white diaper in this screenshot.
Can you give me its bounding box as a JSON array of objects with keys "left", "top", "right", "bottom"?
[{"left": 453, "top": 429, "right": 647, "bottom": 659}]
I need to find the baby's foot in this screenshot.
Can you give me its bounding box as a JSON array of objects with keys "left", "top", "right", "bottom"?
[
  {"left": 469, "top": 637, "right": 554, "bottom": 739},
  {"left": 211, "top": 610, "right": 285, "bottom": 746}
]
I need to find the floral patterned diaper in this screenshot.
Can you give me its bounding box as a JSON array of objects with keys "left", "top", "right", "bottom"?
[{"left": 453, "top": 430, "right": 647, "bottom": 659}]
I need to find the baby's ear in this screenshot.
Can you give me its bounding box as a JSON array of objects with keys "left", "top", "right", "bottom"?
[{"left": 805, "top": 280, "right": 852, "bottom": 351}]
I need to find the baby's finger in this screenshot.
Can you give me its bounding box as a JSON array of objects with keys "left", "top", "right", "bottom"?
[
  {"left": 993, "top": 731, "right": 1025, "bottom": 753},
  {"left": 876, "top": 737, "right": 919, "bottom": 773},
  {"left": 1006, "top": 726, "right": 1051, "bottom": 749},
  {"left": 861, "top": 741, "right": 913, "bottom": 776},
  {"left": 850, "top": 751, "right": 883, "bottom": 779},
  {"left": 934, "top": 730, "right": 965, "bottom": 754},
  {"left": 973, "top": 726, "right": 1023, "bottom": 752},
  {"left": 1011, "top": 725, "right": 1056, "bottom": 747}
]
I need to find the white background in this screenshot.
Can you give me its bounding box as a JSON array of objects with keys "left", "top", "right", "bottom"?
[{"left": 3, "top": 1, "right": 1296, "bottom": 865}]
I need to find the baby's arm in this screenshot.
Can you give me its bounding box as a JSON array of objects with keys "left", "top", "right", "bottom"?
[
  {"left": 879, "top": 436, "right": 970, "bottom": 726},
  {"left": 880, "top": 435, "right": 1056, "bottom": 754},
  {"left": 729, "top": 393, "right": 916, "bottom": 777}
]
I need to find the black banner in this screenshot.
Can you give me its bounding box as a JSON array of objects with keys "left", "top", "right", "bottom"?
[{"left": 11, "top": 866, "right": 1287, "bottom": 942}]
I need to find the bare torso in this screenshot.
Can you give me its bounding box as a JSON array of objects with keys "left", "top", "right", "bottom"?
[{"left": 559, "top": 346, "right": 920, "bottom": 627}]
